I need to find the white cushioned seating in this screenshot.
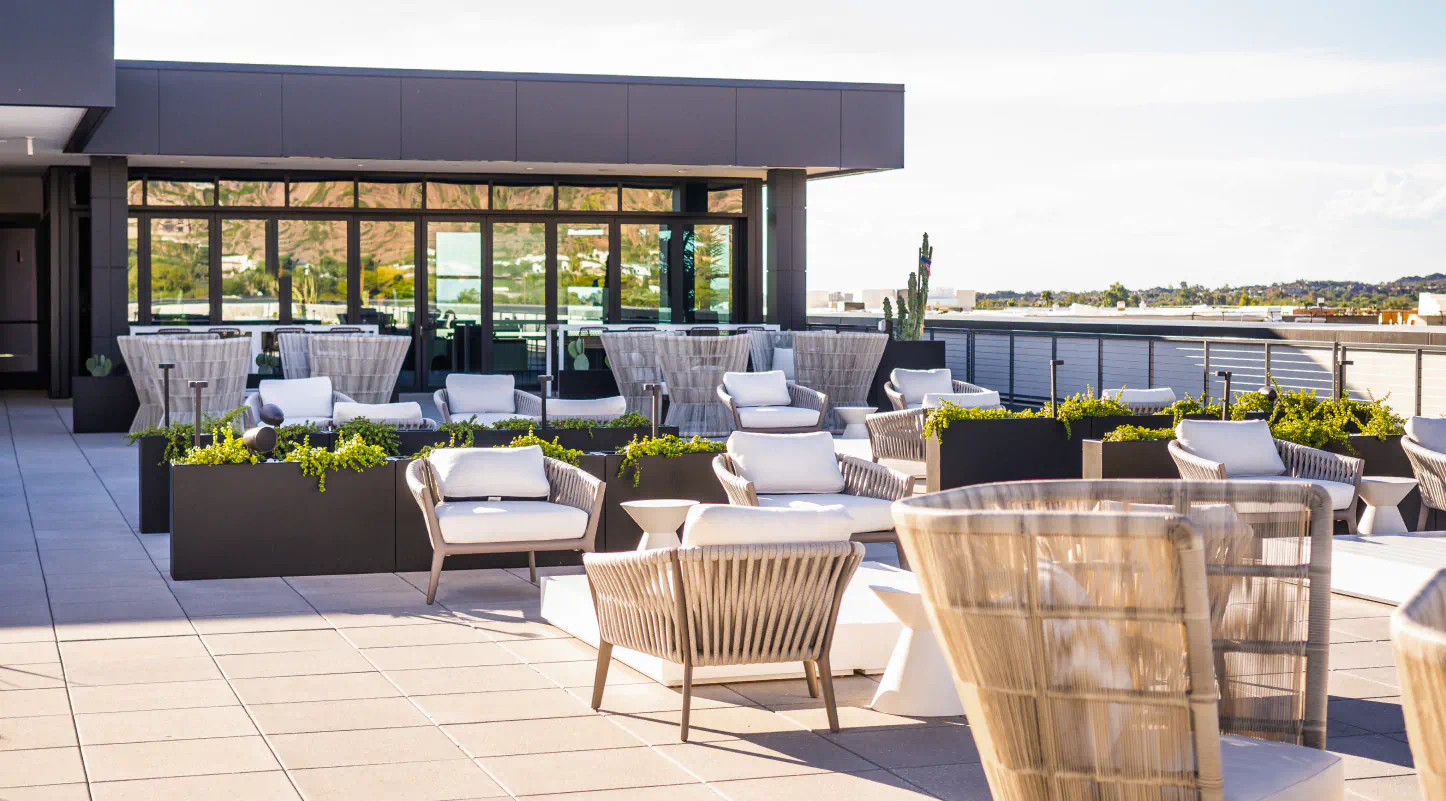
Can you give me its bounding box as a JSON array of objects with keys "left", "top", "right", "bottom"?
[
  {"left": 547, "top": 396, "right": 627, "bottom": 419},
  {"left": 772, "top": 347, "right": 795, "bottom": 380},
  {"left": 726, "top": 431, "right": 844, "bottom": 494},
  {"left": 1103, "top": 387, "right": 1177, "bottom": 405},
  {"left": 1174, "top": 419, "right": 1287, "bottom": 477},
  {"left": 446, "top": 374, "right": 516, "bottom": 414},
  {"left": 427, "top": 445, "right": 550, "bottom": 499},
  {"left": 453, "top": 412, "right": 540, "bottom": 427},
  {"left": 922, "top": 390, "right": 1002, "bottom": 410},
  {"left": 754, "top": 493, "right": 895, "bottom": 534},
  {"left": 259, "top": 377, "right": 334, "bottom": 420},
  {"left": 433, "top": 501, "right": 587, "bottom": 544},
  {"left": 1231, "top": 475, "right": 1358, "bottom": 511},
  {"left": 891, "top": 368, "right": 953, "bottom": 406},
  {"left": 723, "top": 371, "right": 792, "bottom": 407},
  {"left": 681, "top": 504, "right": 854, "bottom": 547},
  {"left": 333, "top": 401, "right": 423, "bottom": 425},
  {"left": 282, "top": 417, "right": 335, "bottom": 429},
  {"left": 1219, "top": 733, "right": 1343, "bottom": 801},
  {"left": 1407, "top": 416, "right": 1446, "bottom": 453},
  {"left": 736, "top": 406, "right": 821, "bottom": 429}
]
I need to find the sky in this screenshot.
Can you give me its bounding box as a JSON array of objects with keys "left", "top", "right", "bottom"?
[{"left": 116, "top": 0, "right": 1446, "bottom": 295}]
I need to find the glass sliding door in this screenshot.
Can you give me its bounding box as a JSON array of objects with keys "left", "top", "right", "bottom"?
[
  {"left": 219, "top": 219, "right": 276, "bottom": 321},
  {"left": 556, "top": 222, "right": 608, "bottom": 324},
  {"left": 425, "top": 221, "right": 482, "bottom": 385},
  {"left": 360, "top": 219, "right": 417, "bottom": 387},
  {"left": 620, "top": 223, "right": 670, "bottom": 323},
  {"left": 278, "top": 219, "right": 348, "bottom": 324},
  {"left": 149, "top": 218, "right": 210, "bottom": 323},
  {"left": 492, "top": 221, "right": 546, "bottom": 384},
  {"left": 685, "top": 223, "right": 733, "bottom": 323}
]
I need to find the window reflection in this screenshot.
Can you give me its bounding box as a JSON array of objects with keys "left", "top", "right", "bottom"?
[
  {"left": 493, "top": 184, "right": 554, "bottom": 211},
  {"left": 707, "top": 188, "right": 744, "bottom": 214},
  {"left": 289, "top": 181, "right": 355, "bottom": 208},
  {"left": 279, "top": 220, "right": 348, "bottom": 324},
  {"left": 622, "top": 187, "right": 674, "bottom": 212},
  {"left": 126, "top": 181, "right": 144, "bottom": 206},
  {"left": 361, "top": 220, "right": 417, "bottom": 383},
  {"left": 149, "top": 218, "right": 210, "bottom": 321},
  {"left": 557, "top": 224, "right": 608, "bottom": 324},
  {"left": 426, "top": 182, "right": 488, "bottom": 210},
  {"left": 559, "top": 186, "right": 618, "bottom": 211},
  {"left": 220, "top": 181, "right": 285, "bottom": 207},
  {"left": 426, "top": 222, "right": 482, "bottom": 380},
  {"left": 220, "top": 219, "right": 276, "bottom": 321},
  {"left": 621, "top": 224, "right": 670, "bottom": 323},
  {"left": 359, "top": 182, "right": 422, "bottom": 209},
  {"left": 493, "top": 222, "right": 547, "bottom": 381},
  {"left": 127, "top": 217, "right": 139, "bottom": 322},
  {"left": 148, "top": 181, "right": 215, "bottom": 206},
  {"left": 687, "top": 224, "right": 732, "bottom": 323}
]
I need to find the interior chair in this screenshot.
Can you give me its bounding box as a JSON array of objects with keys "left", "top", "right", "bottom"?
[{"left": 716, "top": 370, "right": 827, "bottom": 433}]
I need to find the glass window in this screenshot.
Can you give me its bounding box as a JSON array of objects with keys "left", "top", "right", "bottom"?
[
  {"left": 279, "top": 220, "right": 348, "bottom": 324},
  {"left": 126, "top": 217, "right": 139, "bottom": 322},
  {"left": 147, "top": 180, "right": 215, "bottom": 206},
  {"left": 426, "top": 182, "right": 488, "bottom": 210},
  {"left": 620, "top": 224, "right": 670, "bottom": 323},
  {"left": 359, "top": 182, "right": 422, "bottom": 209},
  {"left": 361, "top": 220, "right": 417, "bottom": 384},
  {"left": 622, "top": 187, "right": 674, "bottom": 212},
  {"left": 558, "top": 186, "right": 618, "bottom": 211},
  {"left": 492, "top": 184, "right": 554, "bottom": 211},
  {"left": 687, "top": 224, "right": 732, "bottom": 323},
  {"left": 126, "top": 180, "right": 144, "bottom": 206},
  {"left": 149, "top": 218, "right": 210, "bottom": 322},
  {"left": 220, "top": 181, "right": 284, "bottom": 207},
  {"left": 557, "top": 223, "right": 608, "bottom": 324},
  {"left": 492, "top": 222, "right": 547, "bottom": 381},
  {"left": 289, "top": 181, "right": 354, "bottom": 208},
  {"left": 426, "top": 222, "right": 482, "bottom": 379},
  {"left": 707, "top": 188, "right": 744, "bottom": 214},
  {"left": 219, "top": 219, "right": 275, "bottom": 321}
]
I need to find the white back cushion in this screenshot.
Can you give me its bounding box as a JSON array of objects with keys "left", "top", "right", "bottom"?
[
  {"left": 1408, "top": 417, "right": 1446, "bottom": 454},
  {"left": 259, "top": 377, "right": 334, "bottom": 420},
  {"left": 1103, "top": 387, "right": 1177, "bottom": 404},
  {"left": 1174, "top": 419, "right": 1286, "bottom": 476},
  {"left": 447, "top": 374, "right": 515, "bottom": 414},
  {"left": 726, "top": 431, "right": 845, "bottom": 494},
  {"left": 681, "top": 504, "right": 854, "bottom": 547},
  {"left": 891, "top": 368, "right": 953, "bottom": 405},
  {"left": 427, "top": 445, "right": 550, "bottom": 499},
  {"left": 773, "top": 347, "right": 795, "bottom": 380},
  {"left": 548, "top": 396, "right": 627, "bottom": 419},
  {"left": 333, "top": 402, "right": 423, "bottom": 425},
  {"left": 723, "top": 371, "right": 792, "bottom": 407},
  {"left": 923, "top": 390, "right": 1002, "bottom": 409}
]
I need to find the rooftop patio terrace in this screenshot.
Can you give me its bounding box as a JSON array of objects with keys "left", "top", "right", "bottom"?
[{"left": 0, "top": 391, "right": 1420, "bottom": 800}]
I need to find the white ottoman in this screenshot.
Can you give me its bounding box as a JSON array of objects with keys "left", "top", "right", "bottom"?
[
  {"left": 869, "top": 585, "right": 965, "bottom": 717},
  {"left": 835, "top": 406, "right": 874, "bottom": 439},
  {"left": 621, "top": 499, "right": 697, "bottom": 550},
  {"left": 1358, "top": 476, "right": 1418, "bottom": 535}
]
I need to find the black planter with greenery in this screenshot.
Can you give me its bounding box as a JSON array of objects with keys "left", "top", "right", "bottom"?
[
  {"left": 926, "top": 417, "right": 1075, "bottom": 492},
  {"left": 869, "top": 338, "right": 947, "bottom": 412},
  {"left": 601, "top": 451, "right": 727, "bottom": 551},
  {"left": 1082, "top": 438, "right": 1179, "bottom": 480},
  {"left": 72, "top": 376, "right": 140, "bottom": 434},
  {"left": 138, "top": 434, "right": 207, "bottom": 534}
]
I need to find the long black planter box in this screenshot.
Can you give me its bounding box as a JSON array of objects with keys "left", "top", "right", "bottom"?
[
  {"left": 171, "top": 461, "right": 396, "bottom": 579},
  {"left": 396, "top": 426, "right": 676, "bottom": 456},
  {"left": 870, "top": 339, "right": 946, "bottom": 412},
  {"left": 558, "top": 369, "right": 619, "bottom": 399},
  {"left": 72, "top": 376, "right": 139, "bottom": 434},
  {"left": 1082, "top": 438, "right": 1179, "bottom": 480},
  {"left": 927, "top": 418, "right": 1074, "bottom": 492},
  {"left": 601, "top": 452, "right": 726, "bottom": 551}
]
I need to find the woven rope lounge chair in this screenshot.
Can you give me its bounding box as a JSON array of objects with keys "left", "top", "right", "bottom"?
[
  {"left": 137, "top": 337, "right": 251, "bottom": 426},
  {"left": 1404, "top": 417, "right": 1446, "bottom": 531},
  {"left": 1392, "top": 568, "right": 1446, "bottom": 801},
  {"left": 716, "top": 370, "right": 827, "bottom": 433},
  {"left": 307, "top": 334, "right": 410, "bottom": 404},
  {"left": 793, "top": 331, "right": 886, "bottom": 432},
  {"left": 655, "top": 333, "right": 749, "bottom": 437},
  {"left": 601, "top": 331, "right": 661, "bottom": 416}
]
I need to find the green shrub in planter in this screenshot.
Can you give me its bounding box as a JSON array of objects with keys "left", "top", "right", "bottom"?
[
  {"left": 615, "top": 434, "right": 726, "bottom": 486},
  {"left": 1102, "top": 424, "right": 1176, "bottom": 442},
  {"left": 1033, "top": 388, "right": 1132, "bottom": 438},
  {"left": 173, "top": 427, "right": 259, "bottom": 465},
  {"left": 506, "top": 431, "right": 583, "bottom": 466},
  {"left": 333, "top": 416, "right": 402, "bottom": 456},
  {"left": 922, "top": 404, "right": 1025, "bottom": 441},
  {"left": 1162, "top": 392, "right": 1222, "bottom": 424},
  {"left": 283, "top": 435, "right": 389, "bottom": 492},
  {"left": 127, "top": 405, "right": 248, "bottom": 465}
]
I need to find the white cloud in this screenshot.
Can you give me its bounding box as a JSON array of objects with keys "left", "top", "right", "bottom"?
[
  {"left": 1341, "top": 123, "right": 1446, "bottom": 139},
  {"left": 1321, "top": 164, "right": 1446, "bottom": 225}
]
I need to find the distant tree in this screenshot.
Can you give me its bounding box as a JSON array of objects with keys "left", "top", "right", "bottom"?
[
  {"left": 1101, "top": 282, "right": 1130, "bottom": 307},
  {"left": 1040, "top": 290, "right": 1055, "bottom": 307}
]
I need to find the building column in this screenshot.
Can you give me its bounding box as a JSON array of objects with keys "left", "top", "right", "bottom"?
[
  {"left": 765, "top": 169, "right": 807, "bottom": 330},
  {"left": 89, "top": 156, "right": 128, "bottom": 364}
]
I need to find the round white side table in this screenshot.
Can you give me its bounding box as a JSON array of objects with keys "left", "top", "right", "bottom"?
[
  {"left": 1358, "top": 476, "right": 1418, "bottom": 535},
  {"left": 869, "top": 585, "right": 965, "bottom": 717},
  {"left": 835, "top": 406, "right": 874, "bottom": 440},
  {"left": 622, "top": 499, "right": 698, "bottom": 550}
]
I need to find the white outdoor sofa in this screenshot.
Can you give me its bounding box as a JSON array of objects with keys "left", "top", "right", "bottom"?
[
  {"left": 434, "top": 373, "right": 628, "bottom": 426},
  {"left": 1101, "top": 386, "right": 1178, "bottom": 414},
  {"left": 883, "top": 367, "right": 997, "bottom": 411},
  {"left": 716, "top": 370, "right": 828, "bottom": 433}
]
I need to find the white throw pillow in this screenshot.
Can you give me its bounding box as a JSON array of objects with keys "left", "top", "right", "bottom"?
[
  {"left": 723, "top": 371, "right": 792, "bottom": 407},
  {"left": 1407, "top": 416, "right": 1446, "bottom": 454},
  {"left": 1103, "top": 387, "right": 1177, "bottom": 405},
  {"left": 923, "top": 390, "right": 1002, "bottom": 410},
  {"left": 548, "top": 396, "right": 627, "bottom": 419},
  {"left": 1174, "top": 419, "right": 1286, "bottom": 477},
  {"left": 681, "top": 504, "right": 854, "bottom": 547},
  {"left": 726, "top": 431, "right": 845, "bottom": 494},
  {"left": 773, "top": 347, "right": 796, "bottom": 380},
  {"left": 259, "top": 377, "right": 334, "bottom": 420},
  {"left": 427, "top": 445, "right": 550, "bottom": 499},
  {"left": 446, "top": 374, "right": 515, "bottom": 414},
  {"left": 332, "top": 401, "right": 423, "bottom": 425},
  {"left": 891, "top": 368, "right": 953, "bottom": 406}
]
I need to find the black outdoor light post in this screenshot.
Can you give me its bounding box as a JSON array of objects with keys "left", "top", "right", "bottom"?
[
  {"left": 538, "top": 374, "right": 552, "bottom": 428},
  {"left": 159, "top": 362, "right": 175, "bottom": 427},
  {"left": 1337, "top": 359, "right": 1354, "bottom": 400},
  {"left": 643, "top": 382, "right": 663, "bottom": 439},
  {"left": 188, "top": 380, "right": 207, "bottom": 449},
  {"left": 1215, "top": 370, "right": 1233, "bottom": 420},
  {"left": 1048, "top": 360, "right": 1065, "bottom": 418}
]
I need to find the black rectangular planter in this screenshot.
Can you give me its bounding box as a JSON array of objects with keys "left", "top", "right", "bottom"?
[
  {"left": 1082, "top": 438, "right": 1179, "bottom": 480},
  {"left": 558, "top": 369, "right": 619, "bottom": 399},
  {"left": 138, "top": 435, "right": 201, "bottom": 534},
  {"left": 72, "top": 376, "right": 139, "bottom": 434},
  {"left": 869, "top": 339, "right": 947, "bottom": 412},
  {"left": 405, "top": 426, "right": 677, "bottom": 455},
  {"left": 926, "top": 418, "right": 1074, "bottom": 492},
  {"left": 170, "top": 461, "right": 397, "bottom": 579},
  {"left": 602, "top": 452, "right": 727, "bottom": 551}
]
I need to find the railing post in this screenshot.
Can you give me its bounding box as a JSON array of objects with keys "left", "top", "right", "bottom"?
[
  {"left": 1263, "top": 342, "right": 1272, "bottom": 386},
  {"left": 1202, "top": 339, "right": 1211, "bottom": 401},
  {"left": 1096, "top": 338, "right": 1104, "bottom": 397},
  {"left": 1147, "top": 340, "right": 1154, "bottom": 388},
  {"left": 538, "top": 374, "right": 551, "bottom": 428},
  {"left": 1049, "top": 360, "right": 1064, "bottom": 417},
  {"left": 1007, "top": 334, "right": 1016, "bottom": 405},
  {"left": 1337, "top": 355, "right": 1354, "bottom": 401},
  {"left": 1331, "top": 342, "right": 1340, "bottom": 398},
  {"left": 188, "top": 380, "right": 208, "bottom": 449},
  {"left": 1417, "top": 349, "right": 1425, "bottom": 416},
  {"left": 159, "top": 362, "right": 175, "bottom": 428}
]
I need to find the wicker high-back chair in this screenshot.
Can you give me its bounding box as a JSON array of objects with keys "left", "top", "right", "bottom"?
[
  {"left": 793, "top": 331, "right": 887, "bottom": 432},
  {"left": 137, "top": 337, "right": 251, "bottom": 426},
  {"left": 278, "top": 332, "right": 311, "bottom": 379},
  {"left": 1393, "top": 569, "right": 1446, "bottom": 801},
  {"left": 307, "top": 334, "right": 410, "bottom": 404},
  {"left": 601, "top": 331, "right": 660, "bottom": 417},
  {"left": 654, "top": 333, "right": 749, "bottom": 436},
  {"left": 117, "top": 336, "right": 163, "bottom": 434},
  {"left": 584, "top": 541, "right": 864, "bottom": 740},
  {"left": 746, "top": 330, "right": 794, "bottom": 373},
  {"left": 1404, "top": 435, "right": 1446, "bottom": 531},
  {"left": 893, "top": 481, "right": 1343, "bottom": 800}
]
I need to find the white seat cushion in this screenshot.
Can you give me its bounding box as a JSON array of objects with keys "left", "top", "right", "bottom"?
[
  {"left": 1175, "top": 420, "right": 1287, "bottom": 477},
  {"left": 923, "top": 390, "right": 1001, "bottom": 409},
  {"left": 453, "top": 412, "right": 540, "bottom": 427},
  {"left": 891, "top": 368, "right": 953, "bottom": 406},
  {"left": 681, "top": 504, "right": 854, "bottom": 547},
  {"left": 447, "top": 374, "right": 516, "bottom": 414},
  {"left": 737, "top": 405, "right": 820, "bottom": 429},
  {"left": 427, "top": 446, "right": 550, "bottom": 499},
  {"left": 259, "top": 377, "right": 333, "bottom": 420},
  {"left": 1220, "top": 733, "right": 1343, "bottom": 801},
  {"left": 434, "top": 501, "right": 587, "bottom": 545},
  {"left": 547, "top": 396, "right": 627, "bottom": 419},
  {"left": 1230, "top": 475, "right": 1357, "bottom": 511},
  {"left": 1103, "top": 387, "right": 1177, "bottom": 405},
  {"left": 1407, "top": 416, "right": 1446, "bottom": 454},
  {"left": 755, "top": 493, "right": 895, "bottom": 534},
  {"left": 772, "top": 347, "right": 795, "bottom": 380},
  {"left": 723, "top": 371, "right": 792, "bottom": 407},
  {"left": 333, "top": 401, "right": 423, "bottom": 425},
  {"left": 726, "top": 431, "right": 845, "bottom": 494}
]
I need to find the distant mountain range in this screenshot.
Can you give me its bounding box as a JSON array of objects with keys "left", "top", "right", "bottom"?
[{"left": 976, "top": 274, "right": 1446, "bottom": 311}]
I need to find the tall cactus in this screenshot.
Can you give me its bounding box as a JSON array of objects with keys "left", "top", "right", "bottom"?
[{"left": 891, "top": 233, "right": 932, "bottom": 341}]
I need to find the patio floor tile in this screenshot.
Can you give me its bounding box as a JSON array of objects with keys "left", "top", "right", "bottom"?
[
  {"left": 579, "top": 682, "right": 758, "bottom": 715},
  {"left": 201, "top": 629, "right": 352, "bottom": 655},
  {"left": 359, "top": 642, "right": 519, "bottom": 671},
  {"left": 0, "top": 714, "right": 79, "bottom": 750},
  {"left": 0, "top": 747, "right": 86, "bottom": 788},
  {"left": 74, "top": 705, "right": 258, "bottom": 745},
  {"left": 67, "top": 680, "right": 239, "bottom": 714},
  {"left": 88, "top": 771, "right": 302, "bottom": 801},
  {"left": 229, "top": 672, "right": 402, "bottom": 705},
  {"left": 247, "top": 697, "right": 433, "bottom": 735},
  {"left": 607, "top": 704, "right": 809, "bottom": 745},
  {"left": 81, "top": 734, "right": 281, "bottom": 781},
  {"left": 712, "top": 770, "right": 936, "bottom": 800},
  {"left": 340, "top": 622, "right": 489, "bottom": 649},
  {"left": 214, "top": 647, "right": 376, "bottom": 679},
  {"left": 410, "top": 687, "right": 594, "bottom": 725},
  {"left": 0, "top": 688, "right": 72, "bottom": 718},
  {"left": 287, "top": 758, "right": 507, "bottom": 801},
  {"left": 824, "top": 724, "right": 983, "bottom": 769},
  {"left": 384, "top": 664, "right": 553, "bottom": 696},
  {"left": 891, "top": 762, "right": 994, "bottom": 801},
  {"left": 480, "top": 745, "right": 697, "bottom": 796},
  {"left": 445, "top": 715, "right": 643, "bottom": 758},
  {"left": 267, "top": 726, "right": 468, "bottom": 770},
  {"left": 655, "top": 732, "right": 877, "bottom": 782}
]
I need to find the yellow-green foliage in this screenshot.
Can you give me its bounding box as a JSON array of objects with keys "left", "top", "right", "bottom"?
[
  {"left": 1102, "top": 424, "right": 1176, "bottom": 442},
  {"left": 283, "top": 434, "right": 387, "bottom": 492},
  {"left": 616, "top": 434, "right": 725, "bottom": 486},
  {"left": 505, "top": 430, "right": 583, "bottom": 466},
  {"left": 173, "top": 427, "right": 259, "bottom": 465}
]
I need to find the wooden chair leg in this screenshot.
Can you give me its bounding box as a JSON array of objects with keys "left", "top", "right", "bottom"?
[
  {"left": 803, "top": 660, "right": 820, "bottom": 698},
  {"left": 680, "top": 662, "right": 693, "bottom": 742},
  {"left": 895, "top": 542, "right": 910, "bottom": 571},
  {"left": 817, "top": 653, "right": 840, "bottom": 733},
  {"left": 1420, "top": 504, "right": 1431, "bottom": 532},
  {"left": 590, "top": 641, "right": 613, "bottom": 710},
  {"left": 528, "top": 551, "right": 538, "bottom": 584},
  {"left": 425, "top": 550, "right": 446, "bottom": 605},
  {"left": 1344, "top": 503, "right": 1359, "bottom": 535}
]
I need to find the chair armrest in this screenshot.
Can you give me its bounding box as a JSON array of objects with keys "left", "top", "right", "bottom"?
[
  {"left": 712, "top": 454, "right": 758, "bottom": 506},
  {"left": 1168, "top": 439, "right": 1228, "bottom": 480},
  {"left": 786, "top": 382, "right": 827, "bottom": 413},
  {"left": 244, "top": 392, "right": 263, "bottom": 428},
  {"left": 584, "top": 549, "right": 683, "bottom": 661},
  {"left": 432, "top": 389, "right": 451, "bottom": 424},
  {"left": 951, "top": 380, "right": 991, "bottom": 394},
  {"left": 883, "top": 382, "right": 907, "bottom": 410},
  {"left": 838, "top": 454, "right": 914, "bottom": 500},
  {"left": 1276, "top": 439, "right": 1364, "bottom": 488},
  {"left": 545, "top": 457, "right": 605, "bottom": 552},
  {"left": 1405, "top": 436, "right": 1446, "bottom": 512},
  {"left": 866, "top": 408, "right": 925, "bottom": 463},
  {"left": 514, "top": 390, "right": 543, "bottom": 418},
  {"left": 405, "top": 459, "right": 444, "bottom": 551},
  {"left": 333, "top": 391, "right": 357, "bottom": 405},
  {"left": 715, "top": 385, "right": 743, "bottom": 430}
]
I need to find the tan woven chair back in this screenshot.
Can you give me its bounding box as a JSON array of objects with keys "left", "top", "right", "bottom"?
[
  {"left": 793, "top": 331, "right": 886, "bottom": 431},
  {"left": 654, "top": 333, "right": 749, "bottom": 436},
  {"left": 601, "top": 332, "right": 660, "bottom": 417},
  {"left": 136, "top": 337, "right": 251, "bottom": 426},
  {"left": 307, "top": 334, "right": 409, "bottom": 404},
  {"left": 1393, "top": 569, "right": 1446, "bottom": 801},
  {"left": 893, "top": 485, "right": 1225, "bottom": 800}
]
